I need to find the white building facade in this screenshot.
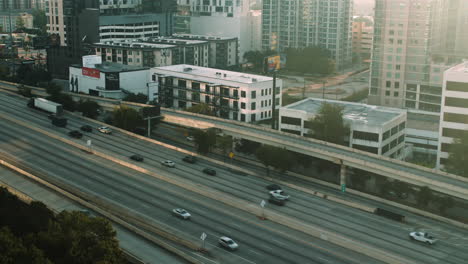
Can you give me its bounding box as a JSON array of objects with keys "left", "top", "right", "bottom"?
[
  {"left": 151, "top": 64, "right": 282, "bottom": 123},
  {"left": 437, "top": 62, "right": 468, "bottom": 168},
  {"left": 279, "top": 98, "right": 407, "bottom": 159},
  {"left": 69, "top": 56, "right": 152, "bottom": 100}
]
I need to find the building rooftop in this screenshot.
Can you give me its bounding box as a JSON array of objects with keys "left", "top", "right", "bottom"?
[
  {"left": 153, "top": 64, "right": 273, "bottom": 84},
  {"left": 284, "top": 98, "right": 406, "bottom": 127},
  {"left": 95, "top": 40, "right": 175, "bottom": 49},
  {"left": 99, "top": 13, "right": 169, "bottom": 26},
  {"left": 172, "top": 33, "right": 237, "bottom": 41},
  {"left": 72, "top": 61, "right": 148, "bottom": 73},
  {"left": 148, "top": 37, "right": 207, "bottom": 45},
  {"left": 447, "top": 61, "right": 468, "bottom": 73}
]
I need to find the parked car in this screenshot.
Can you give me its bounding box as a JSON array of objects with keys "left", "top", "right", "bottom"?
[
  {"left": 182, "top": 155, "right": 196, "bottom": 164},
  {"left": 68, "top": 130, "right": 83, "bottom": 139},
  {"left": 218, "top": 236, "right": 238, "bottom": 250},
  {"left": 266, "top": 184, "right": 282, "bottom": 191},
  {"left": 202, "top": 168, "right": 216, "bottom": 176},
  {"left": 268, "top": 197, "right": 286, "bottom": 206},
  {"left": 269, "top": 190, "right": 290, "bottom": 200},
  {"left": 161, "top": 160, "right": 175, "bottom": 168},
  {"left": 130, "top": 154, "right": 144, "bottom": 162},
  {"left": 172, "top": 208, "right": 191, "bottom": 219},
  {"left": 186, "top": 136, "right": 195, "bottom": 141},
  {"left": 409, "top": 232, "right": 437, "bottom": 245},
  {"left": 98, "top": 126, "right": 112, "bottom": 134},
  {"left": 80, "top": 125, "right": 92, "bottom": 132}
]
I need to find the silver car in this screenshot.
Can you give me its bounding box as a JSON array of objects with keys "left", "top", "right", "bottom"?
[
  {"left": 219, "top": 236, "right": 238, "bottom": 250},
  {"left": 269, "top": 190, "right": 290, "bottom": 200},
  {"left": 98, "top": 126, "right": 112, "bottom": 134},
  {"left": 161, "top": 160, "right": 175, "bottom": 167},
  {"left": 172, "top": 208, "right": 191, "bottom": 219}
]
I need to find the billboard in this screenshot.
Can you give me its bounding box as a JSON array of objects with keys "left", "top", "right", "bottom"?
[
  {"left": 82, "top": 55, "right": 102, "bottom": 68},
  {"left": 266, "top": 55, "right": 281, "bottom": 72},
  {"left": 82, "top": 67, "right": 100, "bottom": 78}
]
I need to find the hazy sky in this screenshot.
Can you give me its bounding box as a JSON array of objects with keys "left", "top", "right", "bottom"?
[{"left": 354, "top": 0, "right": 375, "bottom": 15}]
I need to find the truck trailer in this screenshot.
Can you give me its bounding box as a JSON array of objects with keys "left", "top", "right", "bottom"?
[{"left": 28, "top": 98, "right": 63, "bottom": 115}]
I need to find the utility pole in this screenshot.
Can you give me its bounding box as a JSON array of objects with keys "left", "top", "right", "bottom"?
[
  {"left": 322, "top": 80, "right": 326, "bottom": 99},
  {"left": 271, "top": 70, "right": 276, "bottom": 130}
]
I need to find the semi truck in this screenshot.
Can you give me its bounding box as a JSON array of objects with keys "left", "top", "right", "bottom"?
[
  {"left": 28, "top": 98, "right": 67, "bottom": 127},
  {"left": 28, "top": 98, "right": 63, "bottom": 115}
]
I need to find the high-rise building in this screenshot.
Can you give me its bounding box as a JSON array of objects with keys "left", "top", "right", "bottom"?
[
  {"left": 437, "top": 62, "right": 468, "bottom": 169},
  {"left": 369, "top": 0, "right": 468, "bottom": 111},
  {"left": 352, "top": 16, "right": 373, "bottom": 63},
  {"left": 46, "top": 0, "right": 100, "bottom": 78},
  {"left": 262, "top": 0, "right": 353, "bottom": 70},
  {"left": 0, "top": 0, "right": 31, "bottom": 11},
  {"left": 174, "top": 0, "right": 260, "bottom": 61},
  {"left": 369, "top": 0, "right": 468, "bottom": 163}
]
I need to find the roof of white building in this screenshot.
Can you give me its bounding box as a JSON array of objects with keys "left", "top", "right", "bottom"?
[
  {"left": 446, "top": 61, "right": 468, "bottom": 73},
  {"left": 95, "top": 40, "right": 175, "bottom": 49},
  {"left": 172, "top": 34, "right": 237, "bottom": 41},
  {"left": 284, "top": 98, "right": 406, "bottom": 127},
  {"left": 153, "top": 64, "right": 273, "bottom": 84}
]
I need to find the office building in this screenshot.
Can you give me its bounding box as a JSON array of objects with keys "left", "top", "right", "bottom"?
[
  {"left": 99, "top": 13, "right": 174, "bottom": 42},
  {"left": 279, "top": 98, "right": 407, "bottom": 159},
  {"left": 46, "top": 0, "right": 100, "bottom": 78},
  {"left": 352, "top": 16, "right": 373, "bottom": 63},
  {"left": 437, "top": 62, "right": 468, "bottom": 168},
  {"left": 0, "top": 0, "right": 31, "bottom": 11},
  {"left": 175, "top": 0, "right": 260, "bottom": 60},
  {"left": 93, "top": 35, "right": 238, "bottom": 69},
  {"left": 0, "top": 11, "right": 33, "bottom": 32},
  {"left": 262, "top": 0, "right": 353, "bottom": 70},
  {"left": 151, "top": 64, "right": 282, "bottom": 123}
]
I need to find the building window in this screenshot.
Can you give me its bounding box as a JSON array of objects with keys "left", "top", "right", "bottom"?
[
  {"left": 352, "top": 130, "right": 379, "bottom": 142},
  {"left": 241, "top": 102, "right": 246, "bottom": 109},
  {"left": 261, "top": 89, "right": 264, "bottom": 96},
  {"left": 385, "top": 90, "right": 390, "bottom": 96},
  {"left": 261, "top": 101, "right": 264, "bottom": 107},
  {"left": 251, "top": 102, "right": 256, "bottom": 110},
  {"left": 386, "top": 81, "right": 391, "bottom": 88},
  {"left": 446, "top": 81, "right": 468, "bottom": 92},
  {"left": 394, "top": 91, "right": 399, "bottom": 97},
  {"left": 445, "top": 97, "right": 468, "bottom": 108},
  {"left": 395, "top": 82, "right": 400, "bottom": 89},
  {"left": 261, "top": 112, "right": 263, "bottom": 118},
  {"left": 251, "top": 114, "right": 256, "bottom": 122},
  {"left": 241, "top": 114, "right": 245, "bottom": 121},
  {"left": 251, "top": 91, "right": 256, "bottom": 99},
  {"left": 241, "top": 91, "right": 246, "bottom": 98},
  {"left": 281, "top": 116, "right": 301, "bottom": 126},
  {"left": 443, "top": 113, "right": 468, "bottom": 124}
]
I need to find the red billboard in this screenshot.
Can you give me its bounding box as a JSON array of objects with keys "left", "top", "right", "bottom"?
[{"left": 82, "top": 67, "right": 100, "bottom": 78}]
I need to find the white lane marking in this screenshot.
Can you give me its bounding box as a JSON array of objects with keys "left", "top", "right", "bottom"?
[
  {"left": 273, "top": 239, "right": 286, "bottom": 246},
  {"left": 249, "top": 249, "right": 261, "bottom": 255}
]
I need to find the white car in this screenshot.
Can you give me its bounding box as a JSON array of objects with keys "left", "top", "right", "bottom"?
[
  {"left": 172, "top": 208, "right": 191, "bottom": 219},
  {"left": 218, "top": 236, "right": 238, "bottom": 250},
  {"left": 161, "top": 160, "right": 175, "bottom": 168},
  {"left": 409, "top": 232, "right": 437, "bottom": 245},
  {"left": 269, "top": 190, "right": 290, "bottom": 200},
  {"left": 98, "top": 126, "right": 112, "bottom": 134},
  {"left": 186, "top": 136, "right": 195, "bottom": 141}
]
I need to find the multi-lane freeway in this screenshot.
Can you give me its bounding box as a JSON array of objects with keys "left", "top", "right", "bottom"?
[{"left": 1, "top": 91, "right": 468, "bottom": 264}]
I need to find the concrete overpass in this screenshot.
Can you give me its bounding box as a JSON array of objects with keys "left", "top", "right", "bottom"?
[{"left": 1, "top": 81, "right": 467, "bottom": 201}]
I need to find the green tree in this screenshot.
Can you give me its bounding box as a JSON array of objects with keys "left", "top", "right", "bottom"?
[
  {"left": 234, "top": 139, "right": 261, "bottom": 155},
  {"left": 77, "top": 100, "right": 101, "bottom": 118},
  {"left": 112, "top": 105, "right": 144, "bottom": 131},
  {"left": 186, "top": 103, "right": 215, "bottom": 116},
  {"left": 17, "top": 84, "right": 32, "bottom": 97},
  {"left": 243, "top": 50, "right": 275, "bottom": 71},
  {"left": 282, "top": 93, "right": 301, "bottom": 106},
  {"left": 255, "top": 145, "right": 294, "bottom": 175},
  {"left": 285, "top": 46, "right": 335, "bottom": 74},
  {"left": 217, "top": 135, "right": 233, "bottom": 161},
  {"left": 305, "top": 102, "right": 349, "bottom": 145},
  {"left": 445, "top": 133, "right": 468, "bottom": 177},
  {"left": 32, "top": 9, "right": 47, "bottom": 34},
  {"left": 16, "top": 17, "right": 25, "bottom": 30},
  {"left": 123, "top": 93, "right": 148, "bottom": 104},
  {"left": 417, "top": 186, "right": 433, "bottom": 207},
  {"left": 0, "top": 227, "right": 51, "bottom": 264},
  {"left": 193, "top": 128, "right": 217, "bottom": 154}
]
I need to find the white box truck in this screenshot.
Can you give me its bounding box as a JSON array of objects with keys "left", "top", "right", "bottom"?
[{"left": 28, "top": 98, "right": 63, "bottom": 115}]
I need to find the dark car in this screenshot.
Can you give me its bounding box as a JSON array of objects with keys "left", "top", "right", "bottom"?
[
  {"left": 202, "top": 168, "right": 216, "bottom": 176},
  {"left": 68, "top": 130, "right": 83, "bottom": 139},
  {"left": 80, "top": 125, "right": 92, "bottom": 132},
  {"left": 130, "top": 154, "right": 144, "bottom": 162},
  {"left": 266, "top": 184, "right": 282, "bottom": 191},
  {"left": 182, "top": 155, "right": 196, "bottom": 164},
  {"left": 268, "top": 197, "right": 286, "bottom": 206}
]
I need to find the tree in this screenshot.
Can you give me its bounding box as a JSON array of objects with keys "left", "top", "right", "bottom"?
[
  {"left": 416, "top": 186, "right": 433, "bottom": 207},
  {"left": 32, "top": 9, "right": 47, "bottom": 34},
  {"left": 16, "top": 17, "right": 25, "bottom": 30},
  {"left": 243, "top": 50, "right": 275, "bottom": 71},
  {"left": 285, "top": 46, "right": 335, "bottom": 74},
  {"left": 255, "top": 145, "right": 294, "bottom": 175},
  {"left": 282, "top": 93, "right": 301, "bottom": 106},
  {"left": 186, "top": 103, "right": 215, "bottom": 116},
  {"left": 17, "top": 85, "right": 32, "bottom": 97},
  {"left": 193, "top": 128, "right": 217, "bottom": 154},
  {"left": 305, "top": 102, "right": 349, "bottom": 145},
  {"left": 112, "top": 105, "right": 144, "bottom": 131},
  {"left": 217, "top": 135, "right": 233, "bottom": 161},
  {"left": 445, "top": 133, "right": 468, "bottom": 178},
  {"left": 0, "top": 227, "right": 52, "bottom": 264},
  {"left": 77, "top": 100, "right": 101, "bottom": 118},
  {"left": 234, "top": 139, "right": 261, "bottom": 155},
  {"left": 123, "top": 93, "right": 148, "bottom": 104}
]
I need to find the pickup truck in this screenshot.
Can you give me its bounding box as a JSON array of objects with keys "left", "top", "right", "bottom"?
[{"left": 409, "top": 232, "right": 437, "bottom": 245}]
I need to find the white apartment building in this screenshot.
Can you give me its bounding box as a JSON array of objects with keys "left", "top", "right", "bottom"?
[
  {"left": 151, "top": 64, "right": 282, "bottom": 123},
  {"left": 99, "top": 0, "right": 140, "bottom": 14},
  {"left": 175, "top": 0, "right": 260, "bottom": 60},
  {"left": 437, "top": 62, "right": 468, "bottom": 168},
  {"left": 279, "top": 98, "right": 407, "bottom": 159}
]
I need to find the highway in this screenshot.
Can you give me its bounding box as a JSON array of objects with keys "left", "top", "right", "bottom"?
[{"left": 1, "top": 91, "right": 468, "bottom": 263}]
